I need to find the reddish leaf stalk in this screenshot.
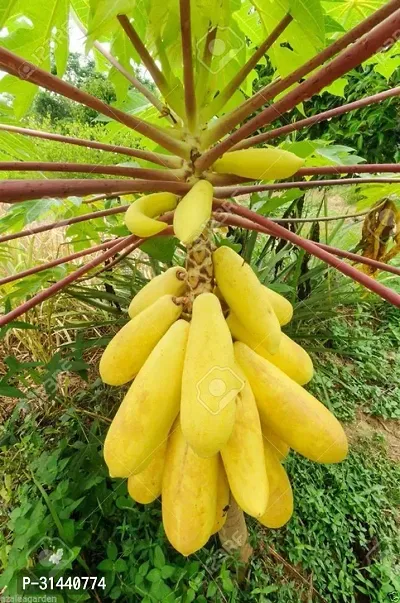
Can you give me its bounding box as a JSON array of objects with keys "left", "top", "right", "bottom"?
[
  {"left": 72, "top": 12, "right": 176, "bottom": 123},
  {"left": 217, "top": 205, "right": 400, "bottom": 307},
  {"left": 0, "top": 161, "right": 183, "bottom": 181},
  {"left": 195, "top": 25, "right": 217, "bottom": 104},
  {"left": 213, "top": 212, "right": 400, "bottom": 277},
  {"left": 207, "top": 164, "right": 400, "bottom": 187},
  {"left": 213, "top": 178, "right": 400, "bottom": 197},
  {"left": 0, "top": 237, "right": 129, "bottom": 287},
  {"left": 81, "top": 193, "right": 132, "bottom": 205},
  {"left": 117, "top": 15, "right": 184, "bottom": 118},
  {"left": 197, "top": 9, "right": 400, "bottom": 170},
  {"left": 205, "top": 0, "right": 400, "bottom": 145},
  {"left": 0, "top": 179, "right": 190, "bottom": 204},
  {"left": 0, "top": 220, "right": 175, "bottom": 326},
  {"left": 91, "top": 241, "right": 143, "bottom": 276},
  {"left": 0, "top": 205, "right": 130, "bottom": 244},
  {"left": 0, "top": 124, "right": 183, "bottom": 169},
  {"left": 88, "top": 221, "right": 175, "bottom": 278},
  {"left": 234, "top": 86, "right": 400, "bottom": 149},
  {"left": 202, "top": 13, "right": 293, "bottom": 121},
  {"left": 297, "top": 164, "right": 400, "bottom": 176},
  {"left": 0, "top": 236, "right": 138, "bottom": 327},
  {"left": 180, "top": 0, "right": 197, "bottom": 131},
  {"left": 0, "top": 47, "right": 189, "bottom": 158}
]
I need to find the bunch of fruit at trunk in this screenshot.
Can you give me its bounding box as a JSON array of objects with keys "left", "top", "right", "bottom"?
[{"left": 99, "top": 150, "right": 348, "bottom": 556}]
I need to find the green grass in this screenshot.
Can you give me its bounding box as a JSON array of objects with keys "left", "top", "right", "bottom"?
[
  {"left": 1, "top": 303, "right": 399, "bottom": 602},
  {"left": 307, "top": 305, "right": 400, "bottom": 422}
]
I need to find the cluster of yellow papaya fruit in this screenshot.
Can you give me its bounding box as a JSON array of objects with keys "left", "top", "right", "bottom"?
[
  {"left": 124, "top": 147, "right": 304, "bottom": 242},
  {"left": 99, "top": 244, "right": 348, "bottom": 556}
]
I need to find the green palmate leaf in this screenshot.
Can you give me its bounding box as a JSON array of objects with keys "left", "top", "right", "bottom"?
[
  {"left": 355, "top": 184, "right": 400, "bottom": 210},
  {"left": 324, "top": 14, "right": 346, "bottom": 34},
  {"left": 322, "top": 0, "right": 386, "bottom": 31},
  {"left": 289, "top": 0, "right": 325, "bottom": 46},
  {"left": 53, "top": 0, "right": 69, "bottom": 76},
  {"left": 139, "top": 236, "right": 178, "bottom": 263},
  {"left": 252, "top": 0, "right": 322, "bottom": 80},
  {"left": 0, "top": 77, "right": 38, "bottom": 120},
  {"left": 71, "top": 0, "right": 90, "bottom": 23},
  {"left": 373, "top": 55, "right": 400, "bottom": 80},
  {"left": 234, "top": 1, "right": 264, "bottom": 43},
  {"left": 0, "top": 129, "right": 40, "bottom": 161},
  {"left": 0, "top": 0, "right": 69, "bottom": 117},
  {"left": 108, "top": 28, "right": 140, "bottom": 102},
  {"left": 86, "top": 0, "right": 132, "bottom": 49},
  {"left": 0, "top": 0, "right": 18, "bottom": 28},
  {"left": 322, "top": 77, "right": 348, "bottom": 98}
]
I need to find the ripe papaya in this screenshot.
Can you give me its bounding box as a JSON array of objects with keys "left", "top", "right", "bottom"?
[
  {"left": 259, "top": 440, "right": 293, "bottom": 529},
  {"left": 125, "top": 192, "right": 178, "bottom": 237},
  {"left": 162, "top": 420, "right": 218, "bottom": 556},
  {"left": 128, "top": 266, "right": 187, "bottom": 319},
  {"left": 104, "top": 320, "right": 189, "bottom": 477},
  {"left": 261, "top": 423, "right": 290, "bottom": 461},
  {"left": 173, "top": 180, "right": 213, "bottom": 244},
  {"left": 127, "top": 440, "right": 167, "bottom": 504},
  {"left": 221, "top": 368, "right": 269, "bottom": 518},
  {"left": 262, "top": 286, "right": 293, "bottom": 326},
  {"left": 211, "top": 459, "right": 230, "bottom": 534},
  {"left": 181, "top": 293, "right": 238, "bottom": 457},
  {"left": 235, "top": 342, "right": 348, "bottom": 463},
  {"left": 99, "top": 294, "right": 182, "bottom": 386},
  {"left": 213, "top": 246, "right": 281, "bottom": 354},
  {"left": 212, "top": 148, "right": 304, "bottom": 181},
  {"left": 227, "top": 312, "right": 313, "bottom": 385}
]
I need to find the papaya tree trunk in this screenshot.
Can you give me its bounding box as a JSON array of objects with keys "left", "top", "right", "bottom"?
[{"left": 219, "top": 496, "right": 253, "bottom": 580}]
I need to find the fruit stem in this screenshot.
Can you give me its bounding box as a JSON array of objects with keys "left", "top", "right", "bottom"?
[
  {"left": 184, "top": 224, "right": 215, "bottom": 311},
  {"left": 219, "top": 496, "right": 253, "bottom": 580}
]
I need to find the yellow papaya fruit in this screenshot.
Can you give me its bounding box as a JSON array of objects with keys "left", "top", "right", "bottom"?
[
  {"left": 173, "top": 180, "right": 213, "bottom": 244},
  {"left": 259, "top": 440, "right": 293, "bottom": 529},
  {"left": 128, "top": 266, "right": 187, "bottom": 319},
  {"left": 125, "top": 192, "right": 178, "bottom": 237},
  {"left": 127, "top": 440, "right": 166, "bottom": 504},
  {"left": 261, "top": 423, "right": 290, "bottom": 461},
  {"left": 221, "top": 368, "right": 269, "bottom": 518},
  {"left": 99, "top": 294, "right": 182, "bottom": 386},
  {"left": 211, "top": 459, "right": 230, "bottom": 534},
  {"left": 227, "top": 312, "right": 313, "bottom": 385},
  {"left": 104, "top": 320, "right": 189, "bottom": 477},
  {"left": 262, "top": 287, "right": 293, "bottom": 325},
  {"left": 181, "top": 293, "right": 239, "bottom": 457},
  {"left": 234, "top": 342, "right": 348, "bottom": 463},
  {"left": 162, "top": 420, "right": 218, "bottom": 556},
  {"left": 213, "top": 246, "right": 281, "bottom": 354},
  {"left": 212, "top": 148, "right": 304, "bottom": 181}
]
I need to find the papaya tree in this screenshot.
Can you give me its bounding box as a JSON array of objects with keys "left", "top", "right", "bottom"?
[{"left": 0, "top": 0, "right": 400, "bottom": 560}]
